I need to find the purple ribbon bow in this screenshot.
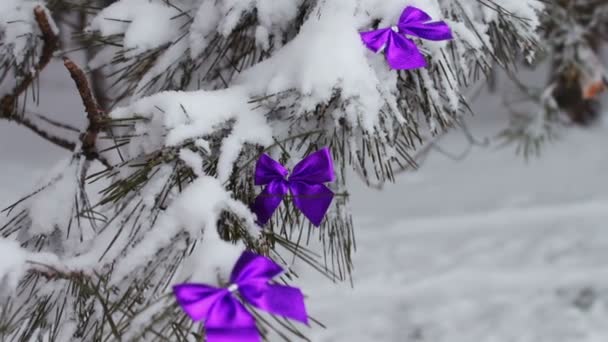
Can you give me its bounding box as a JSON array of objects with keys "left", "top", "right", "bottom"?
[
  {"left": 252, "top": 147, "right": 335, "bottom": 227},
  {"left": 360, "top": 6, "right": 453, "bottom": 70},
  {"left": 173, "top": 251, "right": 308, "bottom": 342}
]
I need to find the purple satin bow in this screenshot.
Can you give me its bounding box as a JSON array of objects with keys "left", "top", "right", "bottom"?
[
  {"left": 252, "top": 147, "right": 335, "bottom": 227},
  {"left": 360, "top": 6, "right": 453, "bottom": 70},
  {"left": 173, "top": 251, "right": 308, "bottom": 342}
]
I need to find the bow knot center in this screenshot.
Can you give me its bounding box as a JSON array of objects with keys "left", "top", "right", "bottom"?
[
  {"left": 390, "top": 25, "right": 399, "bottom": 33},
  {"left": 227, "top": 283, "right": 239, "bottom": 293}
]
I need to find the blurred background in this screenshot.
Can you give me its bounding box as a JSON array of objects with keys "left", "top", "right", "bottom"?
[{"left": 1, "top": 1, "right": 608, "bottom": 341}]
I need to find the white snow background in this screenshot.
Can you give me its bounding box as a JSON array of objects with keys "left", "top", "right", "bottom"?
[{"left": 2, "top": 52, "right": 608, "bottom": 341}]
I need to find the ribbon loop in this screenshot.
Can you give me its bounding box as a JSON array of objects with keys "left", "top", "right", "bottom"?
[
  {"left": 230, "top": 251, "right": 284, "bottom": 285},
  {"left": 289, "top": 148, "right": 335, "bottom": 184},
  {"left": 398, "top": 21, "right": 453, "bottom": 41},
  {"left": 398, "top": 6, "right": 433, "bottom": 25},
  {"left": 254, "top": 153, "right": 289, "bottom": 186}
]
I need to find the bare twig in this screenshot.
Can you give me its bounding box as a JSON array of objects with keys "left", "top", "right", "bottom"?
[
  {"left": 27, "top": 110, "right": 80, "bottom": 132},
  {"left": 11, "top": 115, "right": 76, "bottom": 151},
  {"left": 63, "top": 57, "right": 112, "bottom": 168}
]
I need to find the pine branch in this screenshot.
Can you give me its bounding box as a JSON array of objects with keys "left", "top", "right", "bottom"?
[
  {"left": 0, "top": 109, "right": 78, "bottom": 151},
  {"left": 63, "top": 57, "right": 112, "bottom": 168},
  {"left": 0, "top": 6, "right": 59, "bottom": 116},
  {"left": 7, "top": 114, "right": 77, "bottom": 151},
  {"left": 25, "top": 260, "right": 88, "bottom": 282},
  {"left": 0, "top": 6, "right": 79, "bottom": 151}
]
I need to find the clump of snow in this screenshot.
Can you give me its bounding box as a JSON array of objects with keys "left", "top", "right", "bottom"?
[
  {"left": 88, "top": 0, "right": 181, "bottom": 57},
  {"left": 236, "top": 2, "right": 384, "bottom": 131},
  {"left": 0, "top": 237, "right": 62, "bottom": 295},
  {"left": 179, "top": 148, "right": 204, "bottom": 177},
  {"left": 110, "top": 86, "right": 273, "bottom": 183},
  {"left": 188, "top": 1, "right": 222, "bottom": 59},
  {"left": 176, "top": 220, "right": 244, "bottom": 286},
  {"left": 211, "top": 0, "right": 303, "bottom": 37},
  {"left": 109, "top": 175, "right": 259, "bottom": 282}
]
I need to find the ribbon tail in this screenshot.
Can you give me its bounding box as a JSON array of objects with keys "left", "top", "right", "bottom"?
[
  {"left": 241, "top": 283, "right": 309, "bottom": 324},
  {"left": 399, "top": 21, "right": 453, "bottom": 41},
  {"left": 290, "top": 183, "right": 334, "bottom": 227},
  {"left": 385, "top": 33, "right": 427, "bottom": 70},
  {"left": 252, "top": 182, "right": 287, "bottom": 225},
  {"left": 360, "top": 28, "right": 392, "bottom": 53}
]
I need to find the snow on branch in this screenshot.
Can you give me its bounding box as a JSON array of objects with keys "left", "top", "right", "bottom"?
[
  {"left": 0, "top": 2, "right": 58, "bottom": 112},
  {"left": 0, "top": 2, "right": 80, "bottom": 150},
  {"left": 108, "top": 86, "right": 272, "bottom": 182},
  {"left": 0, "top": 238, "right": 78, "bottom": 295}
]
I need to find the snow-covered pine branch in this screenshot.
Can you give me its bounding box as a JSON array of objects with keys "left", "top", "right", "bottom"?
[
  {"left": 0, "top": 0, "right": 545, "bottom": 340},
  {"left": 0, "top": 0, "right": 58, "bottom": 107}
]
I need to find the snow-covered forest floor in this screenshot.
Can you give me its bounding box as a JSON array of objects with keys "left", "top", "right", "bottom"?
[{"left": 2, "top": 59, "right": 608, "bottom": 341}]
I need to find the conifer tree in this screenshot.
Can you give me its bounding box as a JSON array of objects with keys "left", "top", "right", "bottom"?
[{"left": 0, "top": 1, "right": 544, "bottom": 340}]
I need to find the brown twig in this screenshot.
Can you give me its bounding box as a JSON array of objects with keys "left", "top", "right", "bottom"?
[
  {"left": 63, "top": 57, "right": 112, "bottom": 168},
  {"left": 0, "top": 6, "right": 78, "bottom": 151},
  {"left": 13, "top": 115, "right": 76, "bottom": 150},
  {"left": 0, "top": 5, "right": 59, "bottom": 117}
]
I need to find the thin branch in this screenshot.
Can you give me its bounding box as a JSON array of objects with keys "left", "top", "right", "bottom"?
[
  {"left": 63, "top": 57, "right": 112, "bottom": 168},
  {"left": 0, "top": 6, "right": 59, "bottom": 116},
  {"left": 9, "top": 114, "right": 76, "bottom": 151},
  {"left": 0, "top": 6, "right": 77, "bottom": 151},
  {"left": 25, "top": 260, "right": 88, "bottom": 282},
  {"left": 27, "top": 111, "right": 81, "bottom": 133}
]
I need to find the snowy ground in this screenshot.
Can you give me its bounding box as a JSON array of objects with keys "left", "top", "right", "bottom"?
[
  {"left": 2, "top": 60, "right": 608, "bottom": 341},
  {"left": 300, "top": 95, "right": 608, "bottom": 341}
]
